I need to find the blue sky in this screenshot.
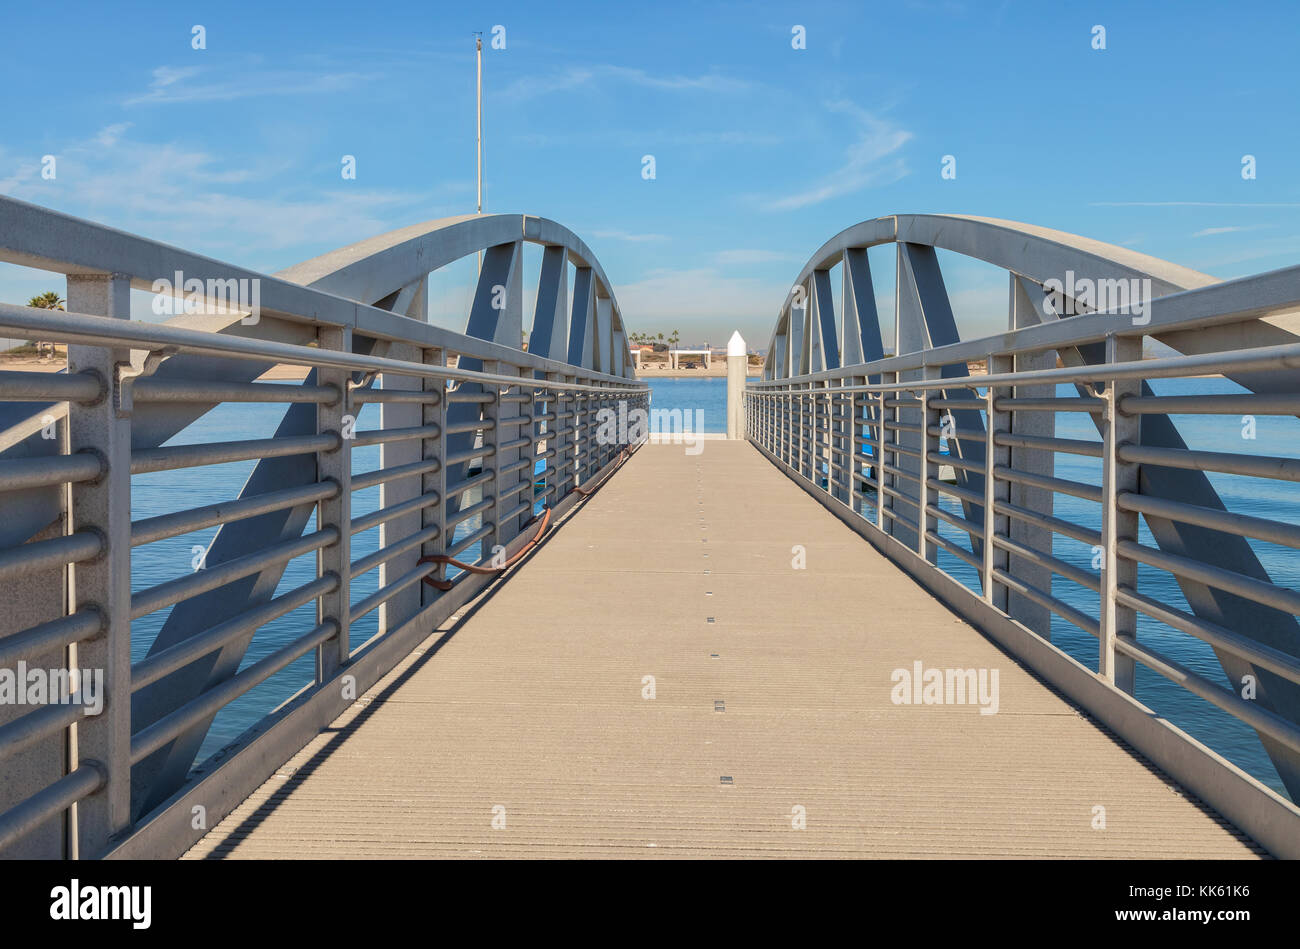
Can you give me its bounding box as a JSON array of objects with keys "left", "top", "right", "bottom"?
[{"left": 3, "top": 0, "right": 1299, "bottom": 347}]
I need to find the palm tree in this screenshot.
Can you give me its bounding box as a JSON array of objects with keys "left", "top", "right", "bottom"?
[
  {"left": 26, "top": 292, "right": 64, "bottom": 359},
  {"left": 27, "top": 292, "right": 64, "bottom": 310},
  {"left": 669, "top": 330, "right": 680, "bottom": 348}
]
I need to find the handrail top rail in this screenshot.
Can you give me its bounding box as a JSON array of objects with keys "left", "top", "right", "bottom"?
[
  {"left": 0, "top": 302, "right": 647, "bottom": 394},
  {"left": 747, "top": 337, "right": 1300, "bottom": 394}
]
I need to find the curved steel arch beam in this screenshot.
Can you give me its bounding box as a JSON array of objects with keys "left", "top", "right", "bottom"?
[
  {"left": 763, "top": 214, "right": 1222, "bottom": 374},
  {"left": 758, "top": 212, "right": 1300, "bottom": 802},
  {"left": 276, "top": 212, "right": 628, "bottom": 342}
]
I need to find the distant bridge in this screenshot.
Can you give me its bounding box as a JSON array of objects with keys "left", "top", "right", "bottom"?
[{"left": 0, "top": 200, "right": 1297, "bottom": 858}]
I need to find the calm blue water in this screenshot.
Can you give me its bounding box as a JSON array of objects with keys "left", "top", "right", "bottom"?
[
  {"left": 132, "top": 376, "right": 1298, "bottom": 801},
  {"left": 644, "top": 376, "right": 758, "bottom": 432}
]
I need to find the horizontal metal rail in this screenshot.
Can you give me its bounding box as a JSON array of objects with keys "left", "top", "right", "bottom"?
[
  {"left": 0, "top": 531, "right": 102, "bottom": 580},
  {"left": 130, "top": 574, "right": 339, "bottom": 692},
  {"left": 348, "top": 492, "right": 440, "bottom": 536},
  {"left": 130, "top": 621, "right": 339, "bottom": 765},
  {"left": 130, "top": 528, "right": 338, "bottom": 620},
  {"left": 746, "top": 320, "right": 1300, "bottom": 850},
  {"left": 133, "top": 378, "right": 340, "bottom": 404},
  {"left": 0, "top": 453, "right": 102, "bottom": 491},
  {"left": 0, "top": 370, "right": 103, "bottom": 402},
  {"left": 131, "top": 434, "right": 340, "bottom": 474},
  {"left": 351, "top": 458, "right": 441, "bottom": 492},
  {"left": 0, "top": 303, "right": 647, "bottom": 395},
  {"left": 130, "top": 482, "right": 339, "bottom": 546},
  {"left": 0, "top": 767, "right": 103, "bottom": 855},
  {"left": 0, "top": 611, "right": 102, "bottom": 669}
]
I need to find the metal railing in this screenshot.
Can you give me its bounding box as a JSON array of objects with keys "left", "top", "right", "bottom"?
[
  {"left": 749, "top": 337, "right": 1300, "bottom": 853},
  {"left": 746, "top": 215, "right": 1300, "bottom": 857},
  {"left": 0, "top": 198, "right": 647, "bottom": 859}
]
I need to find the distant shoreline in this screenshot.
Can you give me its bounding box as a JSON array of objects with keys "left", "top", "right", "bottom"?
[
  {"left": 636, "top": 364, "right": 760, "bottom": 379},
  {"left": 0, "top": 355, "right": 1227, "bottom": 383}
]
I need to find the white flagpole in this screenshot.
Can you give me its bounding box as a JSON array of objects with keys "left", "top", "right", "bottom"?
[
  {"left": 476, "top": 32, "right": 483, "bottom": 218},
  {"left": 475, "top": 32, "right": 484, "bottom": 278}
]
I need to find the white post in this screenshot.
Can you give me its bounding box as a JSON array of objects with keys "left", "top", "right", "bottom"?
[
  {"left": 726, "top": 331, "right": 747, "bottom": 439},
  {"left": 476, "top": 34, "right": 483, "bottom": 216}
]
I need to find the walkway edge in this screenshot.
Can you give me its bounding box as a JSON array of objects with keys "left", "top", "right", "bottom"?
[{"left": 750, "top": 437, "right": 1300, "bottom": 859}]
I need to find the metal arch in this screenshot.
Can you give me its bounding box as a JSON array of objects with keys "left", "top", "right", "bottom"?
[
  {"left": 762, "top": 213, "right": 1221, "bottom": 377},
  {"left": 0, "top": 196, "right": 641, "bottom": 821},
  {"left": 127, "top": 214, "right": 636, "bottom": 814},
  {"left": 276, "top": 212, "right": 632, "bottom": 370},
  {"left": 754, "top": 212, "right": 1300, "bottom": 803}
]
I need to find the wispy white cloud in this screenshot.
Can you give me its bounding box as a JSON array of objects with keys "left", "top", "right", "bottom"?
[
  {"left": 94, "top": 123, "right": 132, "bottom": 147},
  {"left": 711, "top": 249, "right": 801, "bottom": 266},
  {"left": 1092, "top": 201, "right": 1300, "bottom": 208},
  {"left": 126, "top": 64, "right": 376, "bottom": 105},
  {"left": 514, "top": 128, "right": 783, "bottom": 148},
  {"left": 1191, "top": 225, "right": 1261, "bottom": 237},
  {"left": 501, "top": 64, "right": 751, "bottom": 102},
  {"left": 760, "top": 100, "right": 911, "bottom": 211},
  {"left": 1189, "top": 235, "right": 1300, "bottom": 270},
  {"left": 0, "top": 125, "right": 458, "bottom": 263},
  {"left": 590, "top": 229, "right": 669, "bottom": 243},
  {"left": 604, "top": 65, "right": 751, "bottom": 93}
]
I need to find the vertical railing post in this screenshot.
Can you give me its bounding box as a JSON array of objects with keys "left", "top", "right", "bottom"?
[
  {"left": 314, "top": 325, "right": 352, "bottom": 682},
  {"left": 575, "top": 389, "right": 589, "bottom": 483},
  {"left": 816, "top": 382, "right": 826, "bottom": 491},
  {"left": 790, "top": 382, "right": 800, "bottom": 475},
  {"left": 789, "top": 386, "right": 795, "bottom": 467},
  {"left": 1100, "top": 334, "right": 1140, "bottom": 691},
  {"left": 771, "top": 390, "right": 777, "bottom": 455},
  {"left": 596, "top": 386, "right": 605, "bottom": 470},
  {"left": 918, "top": 368, "right": 938, "bottom": 560},
  {"left": 424, "top": 347, "right": 447, "bottom": 596},
  {"left": 983, "top": 353, "right": 1010, "bottom": 609},
  {"left": 850, "top": 375, "right": 865, "bottom": 514},
  {"left": 543, "top": 373, "right": 561, "bottom": 508},
  {"left": 875, "top": 381, "right": 889, "bottom": 531},
  {"left": 759, "top": 390, "right": 765, "bottom": 449},
  {"left": 774, "top": 390, "right": 780, "bottom": 460},
  {"left": 497, "top": 364, "right": 525, "bottom": 546},
  {"left": 814, "top": 382, "right": 824, "bottom": 487},
  {"left": 774, "top": 384, "right": 785, "bottom": 457},
  {"left": 795, "top": 386, "right": 802, "bottom": 474},
  {"left": 64, "top": 273, "right": 133, "bottom": 857},
  {"left": 833, "top": 381, "right": 849, "bottom": 505},
  {"left": 482, "top": 361, "right": 505, "bottom": 555},
  {"left": 800, "top": 379, "right": 811, "bottom": 475},
  {"left": 565, "top": 377, "right": 578, "bottom": 493},
  {"left": 787, "top": 387, "right": 794, "bottom": 467}
]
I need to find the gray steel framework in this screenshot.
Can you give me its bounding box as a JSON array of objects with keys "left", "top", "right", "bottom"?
[
  {"left": 0, "top": 197, "right": 645, "bottom": 858},
  {"left": 749, "top": 214, "right": 1300, "bottom": 856}
]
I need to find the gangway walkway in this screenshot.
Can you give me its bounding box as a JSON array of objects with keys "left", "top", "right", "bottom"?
[{"left": 186, "top": 443, "right": 1257, "bottom": 858}]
